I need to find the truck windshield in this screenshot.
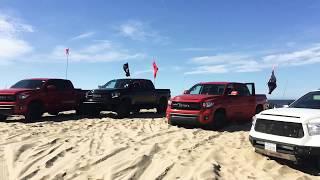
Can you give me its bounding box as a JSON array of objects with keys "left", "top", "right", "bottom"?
[
  {"left": 100, "top": 79, "right": 131, "bottom": 89},
  {"left": 290, "top": 91, "right": 320, "bottom": 109},
  {"left": 189, "top": 84, "right": 225, "bottom": 95},
  {"left": 11, "top": 80, "right": 45, "bottom": 89}
]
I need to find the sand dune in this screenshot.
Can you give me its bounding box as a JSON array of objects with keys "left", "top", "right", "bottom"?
[{"left": 0, "top": 112, "right": 318, "bottom": 180}]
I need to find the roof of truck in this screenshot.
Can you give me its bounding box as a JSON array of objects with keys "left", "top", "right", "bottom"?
[
  {"left": 26, "top": 78, "right": 68, "bottom": 81},
  {"left": 199, "top": 82, "right": 236, "bottom": 85}
]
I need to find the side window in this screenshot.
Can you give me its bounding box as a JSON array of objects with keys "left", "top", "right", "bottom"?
[
  {"left": 132, "top": 81, "right": 141, "bottom": 89},
  {"left": 47, "top": 80, "right": 66, "bottom": 91},
  {"left": 46, "top": 80, "right": 59, "bottom": 89},
  {"left": 246, "top": 84, "right": 253, "bottom": 95},
  {"left": 189, "top": 85, "right": 202, "bottom": 94},
  {"left": 64, "top": 80, "right": 74, "bottom": 90},
  {"left": 235, "top": 84, "right": 250, "bottom": 96},
  {"left": 145, "top": 80, "right": 155, "bottom": 90},
  {"left": 225, "top": 84, "right": 234, "bottom": 95}
]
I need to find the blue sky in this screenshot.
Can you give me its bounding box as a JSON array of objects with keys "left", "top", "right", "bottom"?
[{"left": 0, "top": 0, "right": 320, "bottom": 99}]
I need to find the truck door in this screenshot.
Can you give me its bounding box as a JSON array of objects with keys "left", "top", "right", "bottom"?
[
  {"left": 245, "top": 83, "right": 257, "bottom": 118},
  {"left": 144, "top": 80, "right": 157, "bottom": 104},
  {"left": 225, "top": 83, "right": 245, "bottom": 120},
  {"left": 60, "top": 80, "right": 77, "bottom": 110},
  {"left": 45, "top": 80, "right": 63, "bottom": 112},
  {"left": 234, "top": 83, "right": 255, "bottom": 120}
]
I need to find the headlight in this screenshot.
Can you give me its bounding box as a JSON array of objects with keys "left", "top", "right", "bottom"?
[
  {"left": 17, "top": 93, "right": 30, "bottom": 100},
  {"left": 202, "top": 101, "right": 214, "bottom": 108},
  {"left": 168, "top": 100, "right": 172, "bottom": 106},
  {"left": 307, "top": 123, "right": 320, "bottom": 136},
  {"left": 111, "top": 92, "right": 121, "bottom": 98},
  {"left": 252, "top": 116, "right": 257, "bottom": 127}
]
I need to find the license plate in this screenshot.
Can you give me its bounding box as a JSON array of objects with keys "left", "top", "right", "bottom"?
[
  {"left": 93, "top": 94, "right": 102, "bottom": 98},
  {"left": 265, "top": 142, "right": 276, "bottom": 152}
]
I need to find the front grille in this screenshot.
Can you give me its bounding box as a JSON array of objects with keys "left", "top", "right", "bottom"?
[
  {"left": 171, "top": 102, "right": 201, "bottom": 110},
  {"left": 255, "top": 119, "right": 304, "bottom": 138},
  {"left": 0, "top": 95, "right": 15, "bottom": 102}
]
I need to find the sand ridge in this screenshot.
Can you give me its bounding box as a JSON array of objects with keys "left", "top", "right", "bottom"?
[{"left": 0, "top": 113, "right": 318, "bottom": 180}]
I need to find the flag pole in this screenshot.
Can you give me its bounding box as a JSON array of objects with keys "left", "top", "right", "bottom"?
[{"left": 65, "top": 54, "right": 69, "bottom": 79}]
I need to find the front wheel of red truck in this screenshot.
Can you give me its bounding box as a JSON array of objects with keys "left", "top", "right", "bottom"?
[
  {"left": 25, "top": 102, "right": 43, "bottom": 122},
  {"left": 211, "top": 111, "right": 227, "bottom": 130}
]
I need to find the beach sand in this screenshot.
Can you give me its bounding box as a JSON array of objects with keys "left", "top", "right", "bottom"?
[{"left": 0, "top": 111, "right": 318, "bottom": 180}]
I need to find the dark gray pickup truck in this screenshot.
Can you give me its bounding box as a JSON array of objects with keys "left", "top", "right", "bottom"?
[{"left": 83, "top": 78, "right": 171, "bottom": 118}]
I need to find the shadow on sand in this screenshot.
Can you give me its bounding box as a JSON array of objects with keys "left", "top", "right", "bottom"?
[{"left": 0, "top": 110, "right": 166, "bottom": 123}]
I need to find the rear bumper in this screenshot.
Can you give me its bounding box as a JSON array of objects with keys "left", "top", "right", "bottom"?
[{"left": 249, "top": 136, "right": 320, "bottom": 161}]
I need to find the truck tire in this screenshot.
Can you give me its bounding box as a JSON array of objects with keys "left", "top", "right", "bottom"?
[
  {"left": 116, "top": 100, "right": 130, "bottom": 118},
  {"left": 157, "top": 98, "right": 168, "bottom": 114},
  {"left": 25, "top": 102, "right": 43, "bottom": 122},
  {"left": 255, "top": 105, "right": 263, "bottom": 114},
  {"left": 76, "top": 104, "right": 86, "bottom": 115},
  {"left": 0, "top": 114, "right": 7, "bottom": 121},
  {"left": 211, "top": 111, "right": 227, "bottom": 130},
  {"left": 131, "top": 107, "right": 140, "bottom": 114}
]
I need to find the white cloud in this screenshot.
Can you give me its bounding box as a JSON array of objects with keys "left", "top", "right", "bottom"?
[
  {"left": 70, "top": 32, "right": 95, "bottom": 41},
  {"left": 0, "top": 38, "right": 32, "bottom": 59},
  {"left": 186, "top": 44, "right": 320, "bottom": 74},
  {"left": 32, "top": 41, "right": 146, "bottom": 63},
  {"left": 133, "top": 69, "right": 153, "bottom": 76},
  {"left": 118, "top": 20, "right": 168, "bottom": 43},
  {"left": 0, "top": 13, "right": 33, "bottom": 63},
  {"left": 179, "top": 47, "right": 217, "bottom": 52},
  {"left": 185, "top": 65, "right": 228, "bottom": 75}
]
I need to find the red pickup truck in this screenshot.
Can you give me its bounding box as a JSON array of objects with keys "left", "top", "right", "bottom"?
[
  {"left": 166, "top": 82, "right": 267, "bottom": 129},
  {"left": 0, "top": 78, "right": 86, "bottom": 122}
]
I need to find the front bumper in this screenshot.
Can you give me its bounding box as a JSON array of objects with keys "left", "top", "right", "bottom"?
[
  {"left": 83, "top": 98, "right": 120, "bottom": 111},
  {"left": 166, "top": 107, "right": 215, "bottom": 125},
  {"left": 249, "top": 136, "right": 320, "bottom": 161},
  {"left": 0, "top": 105, "right": 15, "bottom": 115},
  {"left": 169, "top": 114, "right": 202, "bottom": 126}
]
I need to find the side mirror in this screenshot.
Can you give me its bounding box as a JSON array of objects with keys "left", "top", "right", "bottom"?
[
  {"left": 184, "top": 90, "right": 190, "bottom": 94},
  {"left": 47, "top": 85, "right": 57, "bottom": 91},
  {"left": 98, "top": 85, "right": 103, "bottom": 89},
  {"left": 229, "top": 91, "right": 239, "bottom": 96}
]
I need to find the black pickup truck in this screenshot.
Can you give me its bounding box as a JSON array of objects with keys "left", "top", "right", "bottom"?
[{"left": 83, "top": 79, "right": 171, "bottom": 118}]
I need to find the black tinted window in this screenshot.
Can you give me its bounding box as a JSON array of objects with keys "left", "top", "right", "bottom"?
[
  {"left": 145, "top": 80, "right": 155, "bottom": 90},
  {"left": 290, "top": 91, "right": 320, "bottom": 109},
  {"left": 47, "top": 80, "right": 67, "bottom": 90},
  {"left": 235, "top": 84, "right": 250, "bottom": 96},
  {"left": 11, "top": 80, "right": 46, "bottom": 89}
]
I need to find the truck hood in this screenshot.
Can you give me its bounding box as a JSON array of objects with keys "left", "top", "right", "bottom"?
[
  {"left": 0, "top": 88, "right": 34, "bottom": 95},
  {"left": 258, "top": 108, "right": 320, "bottom": 123},
  {"left": 171, "top": 94, "right": 220, "bottom": 103}
]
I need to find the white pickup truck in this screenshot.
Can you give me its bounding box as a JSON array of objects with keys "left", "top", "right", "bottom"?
[{"left": 249, "top": 90, "right": 320, "bottom": 168}]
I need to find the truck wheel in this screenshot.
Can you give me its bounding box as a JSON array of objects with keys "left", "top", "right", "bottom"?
[
  {"left": 131, "top": 107, "right": 140, "bottom": 114},
  {"left": 211, "top": 111, "right": 227, "bottom": 130},
  {"left": 87, "top": 107, "right": 100, "bottom": 117},
  {"left": 0, "top": 114, "right": 7, "bottom": 121},
  {"left": 157, "top": 98, "right": 168, "bottom": 114},
  {"left": 76, "top": 104, "right": 86, "bottom": 115},
  {"left": 25, "top": 102, "right": 43, "bottom": 122},
  {"left": 255, "top": 105, "right": 263, "bottom": 114},
  {"left": 116, "top": 100, "right": 130, "bottom": 118}
]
